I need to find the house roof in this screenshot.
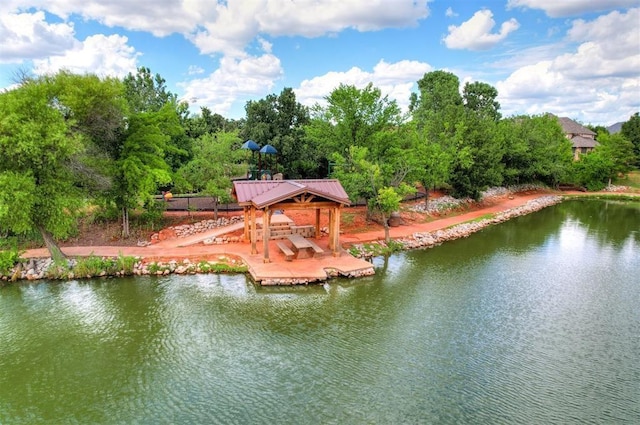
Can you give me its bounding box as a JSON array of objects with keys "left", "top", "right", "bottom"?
[
  {"left": 558, "top": 116, "right": 596, "bottom": 136},
  {"left": 570, "top": 135, "right": 598, "bottom": 149},
  {"left": 233, "top": 179, "right": 350, "bottom": 209}
]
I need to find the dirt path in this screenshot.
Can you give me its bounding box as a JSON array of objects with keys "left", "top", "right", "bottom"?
[{"left": 22, "top": 192, "right": 552, "bottom": 261}]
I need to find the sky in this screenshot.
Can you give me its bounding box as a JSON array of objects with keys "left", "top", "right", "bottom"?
[{"left": 1, "top": 0, "right": 639, "bottom": 126}]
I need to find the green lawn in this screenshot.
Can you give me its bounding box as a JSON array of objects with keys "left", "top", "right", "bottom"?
[{"left": 615, "top": 170, "right": 640, "bottom": 188}]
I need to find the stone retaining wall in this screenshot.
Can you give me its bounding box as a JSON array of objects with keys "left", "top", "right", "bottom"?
[{"left": 351, "top": 195, "right": 563, "bottom": 258}]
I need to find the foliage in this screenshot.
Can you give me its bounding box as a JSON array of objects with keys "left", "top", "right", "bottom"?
[
  {"left": 71, "top": 253, "right": 137, "bottom": 277},
  {"left": 123, "top": 66, "right": 177, "bottom": 114},
  {"left": 117, "top": 254, "right": 138, "bottom": 275},
  {"left": 620, "top": 112, "right": 640, "bottom": 166},
  {"left": 374, "top": 185, "right": 415, "bottom": 242},
  {"left": 0, "top": 74, "right": 87, "bottom": 258},
  {"left": 241, "top": 88, "right": 314, "bottom": 178},
  {"left": 73, "top": 254, "right": 113, "bottom": 277},
  {"left": 177, "top": 131, "right": 245, "bottom": 218},
  {"left": 572, "top": 150, "right": 615, "bottom": 191},
  {"left": 498, "top": 114, "right": 573, "bottom": 187},
  {"left": 0, "top": 247, "right": 24, "bottom": 275},
  {"left": 595, "top": 132, "right": 636, "bottom": 176}
]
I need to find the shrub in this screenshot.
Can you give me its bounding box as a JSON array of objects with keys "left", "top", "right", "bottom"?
[{"left": 0, "top": 247, "right": 24, "bottom": 275}]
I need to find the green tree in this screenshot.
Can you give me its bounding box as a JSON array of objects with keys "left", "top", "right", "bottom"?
[
  {"left": 498, "top": 114, "right": 573, "bottom": 187},
  {"left": 620, "top": 112, "right": 640, "bottom": 166},
  {"left": 410, "top": 70, "right": 463, "bottom": 142},
  {"left": 572, "top": 150, "right": 615, "bottom": 191},
  {"left": 601, "top": 132, "right": 636, "bottom": 176},
  {"left": 241, "top": 88, "right": 313, "bottom": 178},
  {"left": 114, "top": 106, "right": 175, "bottom": 237},
  {"left": 0, "top": 77, "right": 85, "bottom": 260},
  {"left": 463, "top": 81, "right": 501, "bottom": 122},
  {"left": 409, "top": 71, "right": 464, "bottom": 199},
  {"left": 176, "top": 132, "right": 245, "bottom": 219},
  {"left": 123, "top": 66, "right": 177, "bottom": 113},
  {"left": 375, "top": 184, "right": 415, "bottom": 243},
  {"left": 308, "top": 83, "right": 411, "bottom": 214}
]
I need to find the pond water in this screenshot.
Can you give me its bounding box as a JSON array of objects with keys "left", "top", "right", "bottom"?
[{"left": 1, "top": 199, "right": 639, "bottom": 424}]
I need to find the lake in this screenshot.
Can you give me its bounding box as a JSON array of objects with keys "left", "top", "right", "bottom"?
[{"left": 1, "top": 199, "right": 638, "bottom": 424}]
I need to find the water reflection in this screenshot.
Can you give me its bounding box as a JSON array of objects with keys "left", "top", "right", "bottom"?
[{"left": 0, "top": 200, "right": 638, "bottom": 424}]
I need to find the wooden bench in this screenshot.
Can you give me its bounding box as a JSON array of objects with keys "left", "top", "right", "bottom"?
[{"left": 276, "top": 241, "right": 295, "bottom": 261}]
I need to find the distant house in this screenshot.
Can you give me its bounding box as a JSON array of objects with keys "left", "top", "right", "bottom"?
[
  {"left": 607, "top": 122, "right": 623, "bottom": 134},
  {"left": 556, "top": 116, "right": 598, "bottom": 160}
]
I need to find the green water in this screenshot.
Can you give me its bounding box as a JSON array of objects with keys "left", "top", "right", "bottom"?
[{"left": 1, "top": 199, "right": 639, "bottom": 424}]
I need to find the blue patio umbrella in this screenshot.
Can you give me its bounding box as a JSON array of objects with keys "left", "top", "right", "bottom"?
[
  {"left": 258, "top": 144, "right": 278, "bottom": 178},
  {"left": 242, "top": 140, "right": 261, "bottom": 179},
  {"left": 259, "top": 144, "right": 277, "bottom": 154},
  {"left": 241, "top": 140, "right": 260, "bottom": 151}
]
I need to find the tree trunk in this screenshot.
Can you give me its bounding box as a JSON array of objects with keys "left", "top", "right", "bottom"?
[
  {"left": 122, "top": 206, "right": 130, "bottom": 238},
  {"left": 37, "top": 225, "right": 67, "bottom": 263},
  {"left": 423, "top": 186, "right": 430, "bottom": 209},
  {"left": 381, "top": 212, "right": 390, "bottom": 243}
]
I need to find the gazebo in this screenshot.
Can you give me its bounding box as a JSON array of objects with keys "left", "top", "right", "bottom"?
[{"left": 232, "top": 179, "right": 350, "bottom": 262}]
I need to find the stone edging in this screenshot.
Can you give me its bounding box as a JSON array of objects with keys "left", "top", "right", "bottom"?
[{"left": 350, "top": 195, "right": 563, "bottom": 258}]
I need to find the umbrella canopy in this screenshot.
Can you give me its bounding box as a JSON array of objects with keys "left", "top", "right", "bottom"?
[
  {"left": 259, "top": 144, "right": 278, "bottom": 154},
  {"left": 241, "top": 140, "right": 260, "bottom": 151}
]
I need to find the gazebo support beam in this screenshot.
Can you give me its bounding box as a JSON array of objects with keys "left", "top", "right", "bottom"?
[
  {"left": 263, "top": 208, "right": 271, "bottom": 263},
  {"left": 332, "top": 205, "right": 341, "bottom": 257},
  {"left": 243, "top": 207, "right": 250, "bottom": 240},
  {"left": 250, "top": 207, "right": 257, "bottom": 255},
  {"left": 315, "top": 209, "right": 321, "bottom": 238}
]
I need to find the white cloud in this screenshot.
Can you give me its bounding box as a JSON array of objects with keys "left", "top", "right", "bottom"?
[
  {"left": 507, "top": 0, "right": 638, "bottom": 17},
  {"left": 444, "top": 10, "right": 520, "bottom": 51},
  {"left": 7, "top": 0, "right": 210, "bottom": 37},
  {"left": 567, "top": 8, "right": 639, "bottom": 63},
  {"left": 295, "top": 59, "right": 432, "bottom": 112},
  {"left": 178, "top": 53, "right": 283, "bottom": 116},
  {"left": 0, "top": 11, "right": 75, "bottom": 63},
  {"left": 445, "top": 7, "right": 458, "bottom": 18},
  {"left": 187, "top": 65, "right": 204, "bottom": 75},
  {"left": 496, "top": 8, "right": 640, "bottom": 124},
  {"left": 32, "top": 34, "right": 139, "bottom": 78},
  {"left": 190, "top": 0, "right": 430, "bottom": 56}
]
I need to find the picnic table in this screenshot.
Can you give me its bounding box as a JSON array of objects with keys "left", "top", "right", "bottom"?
[{"left": 286, "top": 234, "right": 323, "bottom": 259}]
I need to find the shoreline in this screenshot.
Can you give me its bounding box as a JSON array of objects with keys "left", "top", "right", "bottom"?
[{"left": 3, "top": 191, "right": 638, "bottom": 285}]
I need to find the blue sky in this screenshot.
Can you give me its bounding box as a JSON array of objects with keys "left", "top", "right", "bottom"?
[{"left": 1, "top": 0, "right": 638, "bottom": 125}]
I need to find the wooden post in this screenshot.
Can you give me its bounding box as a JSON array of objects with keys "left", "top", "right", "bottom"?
[
  {"left": 315, "top": 208, "right": 321, "bottom": 238},
  {"left": 250, "top": 207, "right": 257, "bottom": 254},
  {"left": 329, "top": 207, "right": 334, "bottom": 249},
  {"left": 332, "top": 205, "right": 341, "bottom": 257},
  {"left": 243, "top": 207, "right": 249, "bottom": 240},
  {"left": 263, "top": 208, "right": 271, "bottom": 263}
]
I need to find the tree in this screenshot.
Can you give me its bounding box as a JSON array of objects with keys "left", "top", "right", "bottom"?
[
  {"left": 308, "top": 83, "right": 411, "bottom": 215},
  {"left": 463, "top": 81, "right": 501, "bottom": 122},
  {"left": 572, "top": 150, "right": 615, "bottom": 191},
  {"left": 620, "top": 112, "right": 640, "bottom": 166},
  {"left": 498, "top": 114, "right": 573, "bottom": 187},
  {"left": 241, "top": 88, "right": 313, "bottom": 178},
  {"left": 176, "top": 132, "right": 245, "bottom": 219},
  {"left": 123, "top": 66, "right": 177, "bottom": 113},
  {"left": 0, "top": 77, "right": 85, "bottom": 260},
  {"left": 113, "top": 105, "right": 178, "bottom": 237},
  {"left": 375, "top": 185, "right": 415, "bottom": 243},
  {"left": 600, "top": 132, "right": 636, "bottom": 176}
]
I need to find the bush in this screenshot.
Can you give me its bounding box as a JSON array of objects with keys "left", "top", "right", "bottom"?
[{"left": 0, "top": 247, "right": 24, "bottom": 275}]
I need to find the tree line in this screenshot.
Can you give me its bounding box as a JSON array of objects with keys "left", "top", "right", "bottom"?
[{"left": 1, "top": 68, "right": 638, "bottom": 254}]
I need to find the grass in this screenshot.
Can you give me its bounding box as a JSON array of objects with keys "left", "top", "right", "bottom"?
[
  {"left": 341, "top": 212, "right": 356, "bottom": 225},
  {"left": 614, "top": 170, "right": 640, "bottom": 189}
]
